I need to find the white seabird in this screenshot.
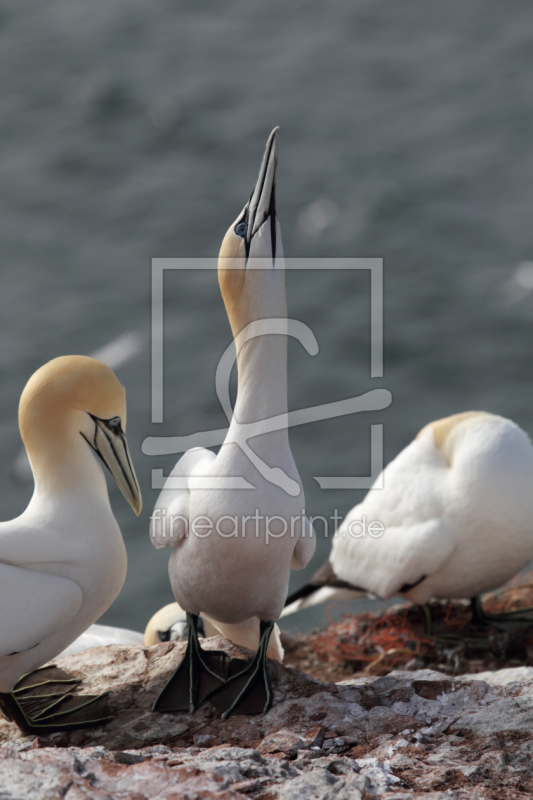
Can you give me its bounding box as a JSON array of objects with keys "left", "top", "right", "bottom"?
[
  {"left": 0, "top": 355, "right": 142, "bottom": 733},
  {"left": 149, "top": 128, "right": 315, "bottom": 717},
  {"left": 144, "top": 603, "right": 220, "bottom": 645},
  {"left": 143, "top": 603, "right": 285, "bottom": 652},
  {"left": 12, "top": 330, "right": 146, "bottom": 484},
  {"left": 285, "top": 411, "right": 533, "bottom": 628},
  {"left": 62, "top": 600, "right": 222, "bottom": 659},
  {"left": 60, "top": 601, "right": 228, "bottom": 659}
]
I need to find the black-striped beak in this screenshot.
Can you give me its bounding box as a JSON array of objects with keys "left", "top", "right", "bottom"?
[
  {"left": 82, "top": 414, "right": 142, "bottom": 515},
  {"left": 234, "top": 127, "right": 279, "bottom": 263}
]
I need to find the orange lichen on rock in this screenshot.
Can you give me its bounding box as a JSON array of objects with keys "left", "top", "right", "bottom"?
[
  {"left": 309, "top": 606, "right": 434, "bottom": 675},
  {"left": 283, "top": 573, "right": 533, "bottom": 681}
]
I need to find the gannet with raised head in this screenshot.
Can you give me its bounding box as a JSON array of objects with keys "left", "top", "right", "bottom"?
[
  {"left": 0, "top": 356, "right": 142, "bottom": 733},
  {"left": 286, "top": 412, "right": 533, "bottom": 629},
  {"left": 150, "top": 128, "right": 315, "bottom": 717}
]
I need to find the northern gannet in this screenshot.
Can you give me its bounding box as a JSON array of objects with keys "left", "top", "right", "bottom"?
[
  {"left": 0, "top": 356, "right": 142, "bottom": 733},
  {"left": 150, "top": 128, "right": 315, "bottom": 717},
  {"left": 61, "top": 598, "right": 257, "bottom": 659},
  {"left": 144, "top": 602, "right": 284, "bottom": 658},
  {"left": 144, "top": 603, "right": 219, "bottom": 645},
  {"left": 286, "top": 412, "right": 533, "bottom": 629},
  {"left": 12, "top": 330, "right": 146, "bottom": 484}
]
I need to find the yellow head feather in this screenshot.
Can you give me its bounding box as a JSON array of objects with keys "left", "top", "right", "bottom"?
[
  {"left": 19, "top": 355, "right": 127, "bottom": 462},
  {"left": 417, "top": 411, "right": 492, "bottom": 465}
]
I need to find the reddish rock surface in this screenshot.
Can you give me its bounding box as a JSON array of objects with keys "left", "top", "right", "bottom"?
[{"left": 2, "top": 637, "right": 533, "bottom": 798}]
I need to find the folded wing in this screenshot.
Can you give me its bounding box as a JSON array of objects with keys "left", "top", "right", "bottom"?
[
  {"left": 331, "top": 515, "right": 453, "bottom": 599},
  {"left": 0, "top": 563, "right": 82, "bottom": 658},
  {"left": 150, "top": 447, "right": 217, "bottom": 548}
]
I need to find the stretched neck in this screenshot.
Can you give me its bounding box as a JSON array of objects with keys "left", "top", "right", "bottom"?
[
  {"left": 224, "top": 265, "right": 287, "bottom": 427},
  {"left": 234, "top": 326, "right": 288, "bottom": 426}
]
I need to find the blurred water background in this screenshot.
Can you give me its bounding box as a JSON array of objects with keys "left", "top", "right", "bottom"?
[{"left": 2, "top": 0, "right": 533, "bottom": 635}]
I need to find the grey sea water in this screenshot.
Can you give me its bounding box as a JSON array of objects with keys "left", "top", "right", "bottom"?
[{"left": 1, "top": 0, "right": 533, "bottom": 634}]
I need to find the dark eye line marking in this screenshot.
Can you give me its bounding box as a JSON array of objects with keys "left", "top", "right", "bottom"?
[
  {"left": 81, "top": 416, "right": 140, "bottom": 501},
  {"left": 80, "top": 431, "right": 104, "bottom": 463},
  {"left": 100, "top": 425, "right": 137, "bottom": 499}
]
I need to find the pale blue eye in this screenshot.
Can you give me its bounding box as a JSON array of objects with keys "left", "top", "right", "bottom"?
[{"left": 235, "top": 222, "right": 247, "bottom": 236}]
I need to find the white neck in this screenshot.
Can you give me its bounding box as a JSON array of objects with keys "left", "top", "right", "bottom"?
[
  {"left": 228, "top": 267, "right": 290, "bottom": 463},
  {"left": 234, "top": 328, "right": 288, "bottom": 425},
  {"left": 235, "top": 264, "right": 287, "bottom": 410},
  {"left": 26, "top": 427, "right": 110, "bottom": 515}
]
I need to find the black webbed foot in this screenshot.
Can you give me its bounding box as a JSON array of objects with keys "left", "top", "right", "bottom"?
[
  {"left": 0, "top": 665, "right": 112, "bottom": 734},
  {"left": 152, "top": 612, "right": 229, "bottom": 713},
  {"left": 470, "top": 596, "right": 533, "bottom": 632},
  {"left": 207, "top": 620, "right": 275, "bottom": 719}
]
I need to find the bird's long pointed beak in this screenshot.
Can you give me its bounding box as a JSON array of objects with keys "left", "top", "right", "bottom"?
[
  {"left": 245, "top": 127, "right": 279, "bottom": 253},
  {"left": 83, "top": 415, "right": 142, "bottom": 515}
]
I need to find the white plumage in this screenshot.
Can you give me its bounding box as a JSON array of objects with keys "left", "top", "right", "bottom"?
[
  {"left": 288, "top": 412, "right": 533, "bottom": 612},
  {"left": 149, "top": 129, "right": 315, "bottom": 664},
  {"left": 0, "top": 356, "right": 141, "bottom": 693}
]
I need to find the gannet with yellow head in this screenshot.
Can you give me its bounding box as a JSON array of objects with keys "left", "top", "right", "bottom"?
[
  {"left": 285, "top": 411, "right": 533, "bottom": 629},
  {"left": 0, "top": 355, "right": 141, "bottom": 733},
  {"left": 60, "top": 601, "right": 219, "bottom": 660},
  {"left": 150, "top": 128, "right": 315, "bottom": 717},
  {"left": 144, "top": 603, "right": 220, "bottom": 645}
]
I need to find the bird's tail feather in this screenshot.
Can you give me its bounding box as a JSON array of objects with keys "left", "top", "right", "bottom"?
[{"left": 282, "top": 585, "right": 368, "bottom": 617}]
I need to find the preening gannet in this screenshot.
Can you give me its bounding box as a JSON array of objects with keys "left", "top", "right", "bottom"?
[
  {"left": 144, "top": 602, "right": 284, "bottom": 659},
  {"left": 62, "top": 599, "right": 248, "bottom": 659},
  {"left": 59, "top": 600, "right": 201, "bottom": 659},
  {"left": 0, "top": 356, "right": 142, "bottom": 733},
  {"left": 144, "top": 603, "right": 220, "bottom": 645},
  {"left": 286, "top": 412, "right": 533, "bottom": 628},
  {"left": 60, "top": 601, "right": 221, "bottom": 660},
  {"left": 150, "top": 128, "right": 315, "bottom": 717}
]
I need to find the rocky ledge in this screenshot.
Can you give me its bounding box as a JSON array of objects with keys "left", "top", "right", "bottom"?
[{"left": 2, "top": 637, "right": 533, "bottom": 799}]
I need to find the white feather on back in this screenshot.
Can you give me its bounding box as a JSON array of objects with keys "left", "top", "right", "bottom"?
[{"left": 331, "top": 413, "right": 533, "bottom": 602}]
